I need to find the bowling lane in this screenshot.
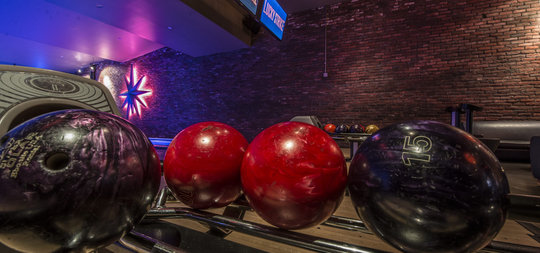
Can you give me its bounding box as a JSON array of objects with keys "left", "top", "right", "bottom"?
[{"left": 502, "top": 162, "right": 540, "bottom": 196}]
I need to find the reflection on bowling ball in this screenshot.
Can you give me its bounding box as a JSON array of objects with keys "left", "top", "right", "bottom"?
[
  {"left": 349, "top": 120, "right": 509, "bottom": 253},
  {"left": 323, "top": 123, "right": 336, "bottom": 133},
  {"left": 349, "top": 124, "right": 365, "bottom": 133},
  {"left": 164, "top": 122, "right": 248, "bottom": 209},
  {"left": 242, "top": 122, "right": 347, "bottom": 229},
  {"left": 365, "top": 124, "right": 379, "bottom": 134},
  {"left": 0, "top": 109, "right": 161, "bottom": 253},
  {"left": 335, "top": 124, "right": 349, "bottom": 133}
]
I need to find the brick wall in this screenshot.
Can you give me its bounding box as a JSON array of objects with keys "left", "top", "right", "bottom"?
[{"left": 93, "top": 0, "right": 540, "bottom": 140}]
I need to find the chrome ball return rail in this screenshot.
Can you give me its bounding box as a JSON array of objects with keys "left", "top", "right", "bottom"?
[{"left": 118, "top": 186, "right": 540, "bottom": 253}]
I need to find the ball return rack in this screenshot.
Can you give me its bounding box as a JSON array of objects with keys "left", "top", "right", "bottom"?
[{"left": 116, "top": 186, "right": 540, "bottom": 253}]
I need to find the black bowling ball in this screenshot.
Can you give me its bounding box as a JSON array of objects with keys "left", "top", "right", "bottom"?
[
  {"left": 349, "top": 124, "right": 365, "bottom": 133},
  {"left": 348, "top": 120, "right": 509, "bottom": 253},
  {"left": 335, "top": 124, "right": 349, "bottom": 133},
  {"left": 0, "top": 110, "right": 161, "bottom": 252}
]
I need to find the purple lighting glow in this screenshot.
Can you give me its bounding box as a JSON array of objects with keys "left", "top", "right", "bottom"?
[{"left": 119, "top": 64, "right": 152, "bottom": 119}]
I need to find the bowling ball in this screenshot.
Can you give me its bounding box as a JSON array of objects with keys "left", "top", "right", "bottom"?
[
  {"left": 335, "top": 124, "right": 349, "bottom": 133},
  {"left": 0, "top": 109, "right": 161, "bottom": 253},
  {"left": 164, "top": 122, "right": 248, "bottom": 209},
  {"left": 349, "top": 124, "right": 365, "bottom": 133},
  {"left": 241, "top": 122, "right": 347, "bottom": 229},
  {"left": 365, "top": 124, "right": 379, "bottom": 134},
  {"left": 348, "top": 120, "right": 509, "bottom": 253},
  {"left": 323, "top": 123, "right": 336, "bottom": 133}
]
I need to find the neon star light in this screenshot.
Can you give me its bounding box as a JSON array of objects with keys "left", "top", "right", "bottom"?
[{"left": 119, "top": 64, "right": 152, "bottom": 119}]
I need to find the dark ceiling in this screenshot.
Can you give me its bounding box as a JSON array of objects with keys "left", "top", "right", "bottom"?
[{"left": 0, "top": 0, "right": 345, "bottom": 73}]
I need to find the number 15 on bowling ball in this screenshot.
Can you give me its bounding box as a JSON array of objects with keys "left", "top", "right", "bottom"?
[{"left": 401, "top": 135, "right": 432, "bottom": 166}]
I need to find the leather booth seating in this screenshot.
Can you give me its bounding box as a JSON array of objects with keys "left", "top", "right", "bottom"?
[{"left": 472, "top": 121, "right": 540, "bottom": 163}]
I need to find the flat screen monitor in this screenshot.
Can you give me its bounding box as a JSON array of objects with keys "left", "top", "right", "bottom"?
[
  {"left": 238, "top": 0, "right": 258, "bottom": 16},
  {"left": 260, "top": 0, "right": 287, "bottom": 40}
]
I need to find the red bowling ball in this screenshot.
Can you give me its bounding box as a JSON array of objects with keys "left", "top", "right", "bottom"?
[
  {"left": 241, "top": 121, "right": 347, "bottom": 229},
  {"left": 164, "top": 122, "right": 248, "bottom": 209},
  {"left": 323, "top": 123, "right": 336, "bottom": 133}
]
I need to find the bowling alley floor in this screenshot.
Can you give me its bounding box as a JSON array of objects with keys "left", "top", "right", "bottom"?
[
  {"left": 99, "top": 148, "right": 540, "bottom": 253},
  {"left": 501, "top": 162, "right": 540, "bottom": 196}
]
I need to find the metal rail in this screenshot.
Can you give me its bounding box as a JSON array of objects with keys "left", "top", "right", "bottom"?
[
  {"left": 135, "top": 187, "right": 540, "bottom": 253},
  {"left": 141, "top": 205, "right": 540, "bottom": 253},
  {"left": 144, "top": 207, "right": 385, "bottom": 253},
  {"left": 118, "top": 231, "right": 186, "bottom": 253}
]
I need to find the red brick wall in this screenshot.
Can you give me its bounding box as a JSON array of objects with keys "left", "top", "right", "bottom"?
[{"left": 95, "top": 0, "right": 540, "bottom": 140}]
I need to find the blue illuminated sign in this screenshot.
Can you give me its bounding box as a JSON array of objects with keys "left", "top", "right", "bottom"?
[
  {"left": 260, "top": 0, "right": 287, "bottom": 40},
  {"left": 239, "top": 0, "right": 258, "bottom": 15}
]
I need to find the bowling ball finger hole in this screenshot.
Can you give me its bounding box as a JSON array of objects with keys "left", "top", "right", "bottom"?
[{"left": 44, "top": 152, "right": 71, "bottom": 171}]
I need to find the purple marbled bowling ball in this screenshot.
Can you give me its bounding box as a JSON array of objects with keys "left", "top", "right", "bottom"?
[
  {"left": 0, "top": 109, "right": 161, "bottom": 252},
  {"left": 349, "top": 120, "right": 509, "bottom": 253}
]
